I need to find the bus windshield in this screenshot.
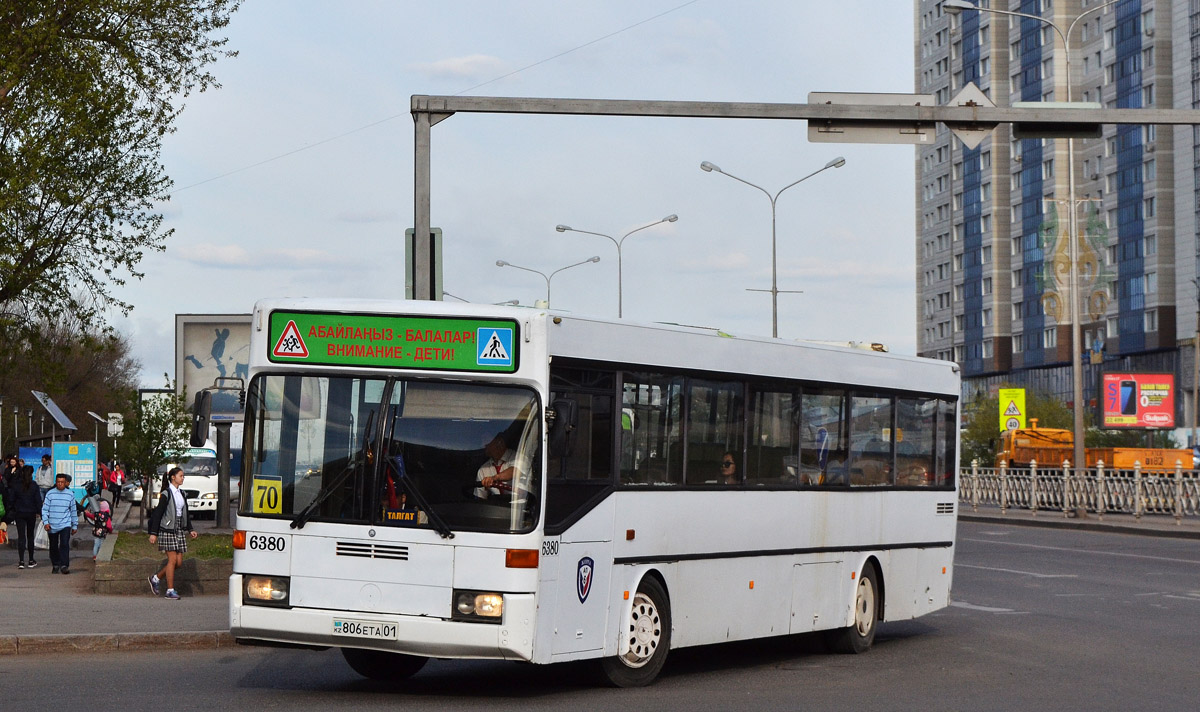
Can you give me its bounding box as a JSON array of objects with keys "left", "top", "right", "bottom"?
[{"left": 240, "top": 374, "right": 542, "bottom": 534}]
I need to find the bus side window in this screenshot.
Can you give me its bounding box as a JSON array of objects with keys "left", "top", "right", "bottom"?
[
  {"left": 801, "top": 389, "right": 848, "bottom": 487},
  {"left": 684, "top": 379, "right": 744, "bottom": 486},
  {"left": 895, "top": 397, "right": 937, "bottom": 487},
  {"left": 747, "top": 388, "right": 799, "bottom": 487},
  {"left": 621, "top": 373, "right": 684, "bottom": 485}
]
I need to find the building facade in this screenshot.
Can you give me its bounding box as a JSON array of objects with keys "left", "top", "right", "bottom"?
[{"left": 914, "top": 0, "right": 1200, "bottom": 431}]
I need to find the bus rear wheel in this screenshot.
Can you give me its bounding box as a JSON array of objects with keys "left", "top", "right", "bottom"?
[
  {"left": 826, "top": 564, "right": 879, "bottom": 654},
  {"left": 340, "top": 647, "right": 427, "bottom": 681},
  {"left": 600, "top": 577, "right": 671, "bottom": 687}
]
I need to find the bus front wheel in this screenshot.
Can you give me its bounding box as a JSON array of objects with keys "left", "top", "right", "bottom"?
[
  {"left": 600, "top": 576, "right": 671, "bottom": 687},
  {"left": 341, "top": 647, "right": 428, "bottom": 681},
  {"left": 826, "top": 564, "right": 879, "bottom": 654}
]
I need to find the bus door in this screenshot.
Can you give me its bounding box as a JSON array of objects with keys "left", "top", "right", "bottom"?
[{"left": 545, "top": 376, "right": 617, "bottom": 658}]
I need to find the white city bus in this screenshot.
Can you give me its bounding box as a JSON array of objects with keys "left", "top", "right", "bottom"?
[{"left": 222, "top": 298, "right": 959, "bottom": 686}]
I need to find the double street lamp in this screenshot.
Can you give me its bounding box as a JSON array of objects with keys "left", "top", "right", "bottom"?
[
  {"left": 945, "top": 0, "right": 1118, "bottom": 477},
  {"left": 700, "top": 157, "right": 846, "bottom": 338},
  {"left": 556, "top": 215, "right": 678, "bottom": 318},
  {"left": 495, "top": 256, "right": 601, "bottom": 307}
]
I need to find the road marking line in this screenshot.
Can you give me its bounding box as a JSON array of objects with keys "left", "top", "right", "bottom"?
[
  {"left": 960, "top": 537, "right": 1200, "bottom": 566},
  {"left": 950, "top": 601, "right": 1026, "bottom": 614},
  {"left": 957, "top": 564, "right": 1077, "bottom": 579}
]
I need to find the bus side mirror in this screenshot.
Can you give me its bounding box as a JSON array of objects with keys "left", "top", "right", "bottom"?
[
  {"left": 548, "top": 398, "right": 579, "bottom": 457},
  {"left": 190, "top": 391, "right": 212, "bottom": 448}
]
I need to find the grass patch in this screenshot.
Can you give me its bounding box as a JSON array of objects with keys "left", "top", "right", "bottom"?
[{"left": 112, "top": 532, "right": 233, "bottom": 560}]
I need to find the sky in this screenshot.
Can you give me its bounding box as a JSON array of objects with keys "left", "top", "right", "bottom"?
[{"left": 115, "top": 0, "right": 919, "bottom": 385}]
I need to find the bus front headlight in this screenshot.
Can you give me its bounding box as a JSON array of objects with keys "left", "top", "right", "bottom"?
[
  {"left": 452, "top": 590, "right": 503, "bottom": 623},
  {"left": 244, "top": 575, "right": 290, "bottom": 607}
]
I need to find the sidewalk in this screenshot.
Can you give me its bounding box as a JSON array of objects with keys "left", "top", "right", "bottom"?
[
  {"left": 959, "top": 503, "right": 1200, "bottom": 539},
  {"left": 0, "top": 498, "right": 234, "bottom": 655},
  {"left": 5, "top": 499, "right": 1199, "bottom": 656}
]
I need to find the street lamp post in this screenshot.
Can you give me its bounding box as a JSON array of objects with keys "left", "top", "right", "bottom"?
[
  {"left": 556, "top": 215, "right": 678, "bottom": 318},
  {"left": 495, "top": 256, "right": 601, "bottom": 307},
  {"left": 945, "top": 0, "right": 1117, "bottom": 483},
  {"left": 700, "top": 157, "right": 846, "bottom": 338}
]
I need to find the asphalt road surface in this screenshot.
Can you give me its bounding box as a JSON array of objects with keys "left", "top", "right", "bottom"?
[{"left": 3, "top": 521, "right": 1197, "bottom": 711}]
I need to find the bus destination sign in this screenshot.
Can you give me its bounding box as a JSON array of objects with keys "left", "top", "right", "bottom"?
[{"left": 268, "top": 311, "right": 519, "bottom": 373}]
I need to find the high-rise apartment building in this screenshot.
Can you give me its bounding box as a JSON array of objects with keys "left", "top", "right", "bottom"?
[{"left": 914, "top": 0, "right": 1199, "bottom": 426}]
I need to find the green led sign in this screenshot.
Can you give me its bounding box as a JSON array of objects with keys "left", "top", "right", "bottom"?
[{"left": 268, "top": 311, "right": 519, "bottom": 373}]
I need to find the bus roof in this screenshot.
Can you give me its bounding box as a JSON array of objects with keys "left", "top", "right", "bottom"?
[{"left": 250, "top": 298, "right": 959, "bottom": 399}]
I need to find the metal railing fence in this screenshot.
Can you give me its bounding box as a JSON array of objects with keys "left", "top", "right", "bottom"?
[{"left": 960, "top": 459, "right": 1200, "bottom": 524}]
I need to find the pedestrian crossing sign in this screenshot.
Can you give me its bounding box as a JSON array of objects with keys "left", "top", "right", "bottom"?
[{"left": 477, "top": 327, "right": 513, "bottom": 367}]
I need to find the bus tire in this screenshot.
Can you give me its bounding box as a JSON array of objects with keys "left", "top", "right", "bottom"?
[
  {"left": 340, "top": 647, "right": 427, "bottom": 681},
  {"left": 826, "top": 564, "right": 879, "bottom": 654},
  {"left": 600, "top": 576, "right": 671, "bottom": 687}
]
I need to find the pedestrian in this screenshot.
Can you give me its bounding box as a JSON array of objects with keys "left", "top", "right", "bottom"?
[
  {"left": 2, "top": 455, "right": 18, "bottom": 488},
  {"left": 35, "top": 454, "right": 55, "bottom": 497},
  {"left": 147, "top": 467, "right": 196, "bottom": 600},
  {"left": 8, "top": 465, "right": 43, "bottom": 568},
  {"left": 109, "top": 461, "right": 125, "bottom": 508},
  {"left": 83, "top": 498, "right": 113, "bottom": 560},
  {"left": 40, "top": 473, "right": 78, "bottom": 574}
]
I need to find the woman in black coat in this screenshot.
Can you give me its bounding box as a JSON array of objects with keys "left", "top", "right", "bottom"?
[{"left": 8, "top": 465, "right": 43, "bottom": 568}]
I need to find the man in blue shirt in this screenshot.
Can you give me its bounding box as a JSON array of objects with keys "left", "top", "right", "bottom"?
[{"left": 41, "top": 473, "right": 78, "bottom": 574}]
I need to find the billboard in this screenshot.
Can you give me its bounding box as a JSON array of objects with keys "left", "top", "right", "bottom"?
[
  {"left": 175, "top": 314, "right": 252, "bottom": 422},
  {"left": 1100, "top": 372, "right": 1175, "bottom": 429}
]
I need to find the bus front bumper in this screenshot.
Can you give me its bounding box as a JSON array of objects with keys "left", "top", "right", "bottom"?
[{"left": 228, "top": 574, "right": 536, "bottom": 661}]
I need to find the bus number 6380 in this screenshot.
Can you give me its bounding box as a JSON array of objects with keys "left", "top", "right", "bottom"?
[{"left": 248, "top": 534, "right": 286, "bottom": 552}]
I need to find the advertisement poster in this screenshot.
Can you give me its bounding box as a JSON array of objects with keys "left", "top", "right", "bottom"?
[
  {"left": 1100, "top": 373, "right": 1175, "bottom": 429},
  {"left": 51, "top": 441, "right": 97, "bottom": 503},
  {"left": 176, "top": 314, "right": 252, "bottom": 422}
]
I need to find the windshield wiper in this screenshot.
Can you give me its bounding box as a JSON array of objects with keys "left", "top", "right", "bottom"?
[
  {"left": 289, "top": 462, "right": 357, "bottom": 529},
  {"left": 389, "top": 454, "right": 454, "bottom": 539}
]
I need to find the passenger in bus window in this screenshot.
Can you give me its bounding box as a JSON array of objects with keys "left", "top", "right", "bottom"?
[
  {"left": 720, "top": 452, "right": 739, "bottom": 485},
  {"left": 474, "top": 434, "right": 531, "bottom": 498}
]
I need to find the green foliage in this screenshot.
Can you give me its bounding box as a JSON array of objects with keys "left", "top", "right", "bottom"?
[
  {"left": 961, "top": 386, "right": 1074, "bottom": 465},
  {"left": 0, "top": 311, "right": 139, "bottom": 459},
  {"left": 115, "top": 377, "right": 190, "bottom": 519},
  {"left": 0, "top": 1, "right": 240, "bottom": 338}
]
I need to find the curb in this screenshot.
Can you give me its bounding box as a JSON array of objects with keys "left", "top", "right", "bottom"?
[
  {"left": 959, "top": 512, "right": 1200, "bottom": 540},
  {"left": 0, "top": 630, "right": 235, "bottom": 656}
]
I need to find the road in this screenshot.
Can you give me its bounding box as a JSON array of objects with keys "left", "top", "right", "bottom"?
[{"left": 2, "top": 521, "right": 1197, "bottom": 711}]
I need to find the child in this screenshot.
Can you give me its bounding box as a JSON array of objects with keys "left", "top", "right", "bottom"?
[{"left": 83, "top": 498, "right": 113, "bottom": 560}]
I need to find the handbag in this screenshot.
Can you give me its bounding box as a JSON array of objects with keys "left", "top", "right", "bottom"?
[{"left": 34, "top": 524, "right": 49, "bottom": 550}]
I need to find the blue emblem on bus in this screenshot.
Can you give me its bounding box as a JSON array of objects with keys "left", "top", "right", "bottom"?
[
  {"left": 577, "top": 556, "right": 594, "bottom": 603},
  {"left": 477, "top": 328, "right": 513, "bottom": 367}
]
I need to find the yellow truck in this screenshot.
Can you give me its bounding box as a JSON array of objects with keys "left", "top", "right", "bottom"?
[{"left": 995, "top": 420, "right": 1192, "bottom": 473}]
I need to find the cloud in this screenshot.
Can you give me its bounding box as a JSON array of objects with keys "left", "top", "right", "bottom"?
[
  {"left": 408, "top": 54, "right": 509, "bottom": 80},
  {"left": 678, "top": 251, "right": 752, "bottom": 272},
  {"left": 175, "top": 244, "right": 252, "bottom": 267},
  {"left": 172, "top": 243, "right": 353, "bottom": 269},
  {"left": 335, "top": 208, "right": 399, "bottom": 223}
]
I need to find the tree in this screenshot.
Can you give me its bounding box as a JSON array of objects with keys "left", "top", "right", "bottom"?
[
  {"left": 0, "top": 1, "right": 241, "bottom": 338},
  {"left": 0, "top": 311, "right": 140, "bottom": 460},
  {"left": 116, "top": 379, "right": 190, "bottom": 526}
]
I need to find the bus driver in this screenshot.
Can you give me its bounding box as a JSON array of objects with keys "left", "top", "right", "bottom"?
[{"left": 474, "top": 434, "right": 531, "bottom": 498}]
